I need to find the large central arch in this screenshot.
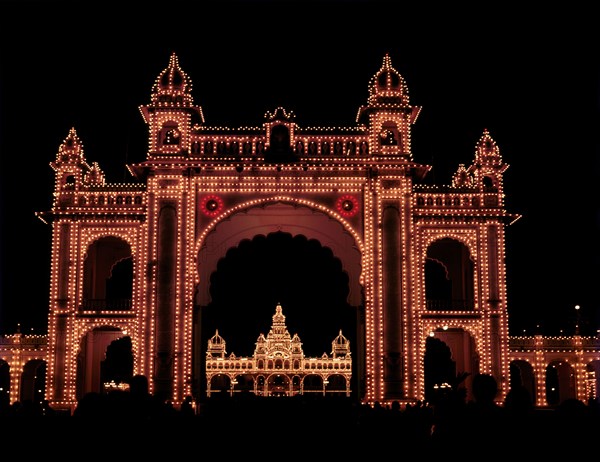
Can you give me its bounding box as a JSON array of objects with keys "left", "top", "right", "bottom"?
[
  {"left": 196, "top": 201, "right": 363, "bottom": 307},
  {"left": 193, "top": 201, "right": 365, "bottom": 399}
]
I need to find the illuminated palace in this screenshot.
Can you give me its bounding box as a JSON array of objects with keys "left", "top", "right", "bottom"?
[
  {"left": 0, "top": 53, "right": 598, "bottom": 412},
  {"left": 205, "top": 303, "right": 351, "bottom": 397}
]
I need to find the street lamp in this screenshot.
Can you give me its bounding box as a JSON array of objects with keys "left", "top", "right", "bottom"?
[{"left": 574, "top": 305, "right": 581, "bottom": 335}]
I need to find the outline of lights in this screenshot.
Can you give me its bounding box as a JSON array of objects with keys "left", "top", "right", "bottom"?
[
  {"left": 336, "top": 194, "right": 359, "bottom": 218},
  {"left": 200, "top": 194, "right": 224, "bottom": 217}
]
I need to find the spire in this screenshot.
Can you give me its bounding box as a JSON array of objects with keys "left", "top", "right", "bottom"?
[
  {"left": 206, "top": 329, "right": 227, "bottom": 358},
  {"left": 331, "top": 329, "right": 351, "bottom": 358},
  {"left": 150, "top": 52, "right": 194, "bottom": 107},
  {"left": 356, "top": 53, "right": 420, "bottom": 128},
  {"left": 474, "top": 128, "right": 503, "bottom": 167},
  {"left": 52, "top": 127, "right": 86, "bottom": 167},
  {"left": 367, "top": 53, "right": 409, "bottom": 106}
]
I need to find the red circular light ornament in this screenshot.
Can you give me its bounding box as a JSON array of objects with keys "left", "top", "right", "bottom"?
[
  {"left": 200, "top": 194, "right": 224, "bottom": 217},
  {"left": 336, "top": 195, "right": 359, "bottom": 217}
]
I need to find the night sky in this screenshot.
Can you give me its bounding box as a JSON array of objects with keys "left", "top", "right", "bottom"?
[{"left": 0, "top": 1, "right": 599, "bottom": 338}]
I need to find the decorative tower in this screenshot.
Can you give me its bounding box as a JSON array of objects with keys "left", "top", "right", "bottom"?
[
  {"left": 50, "top": 128, "right": 91, "bottom": 203},
  {"left": 206, "top": 330, "right": 226, "bottom": 359},
  {"left": 137, "top": 53, "right": 207, "bottom": 400},
  {"left": 139, "top": 52, "right": 204, "bottom": 157},
  {"left": 469, "top": 128, "right": 508, "bottom": 207},
  {"left": 46, "top": 129, "right": 91, "bottom": 403},
  {"left": 356, "top": 53, "right": 421, "bottom": 158},
  {"left": 331, "top": 330, "right": 351, "bottom": 359}
]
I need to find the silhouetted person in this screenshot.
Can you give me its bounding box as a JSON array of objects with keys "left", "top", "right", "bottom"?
[
  {"left": 504, "top": 384, "right": 534, "bottom": 416},
  {"left": 430, "top": 385, "right": 468, "bottom": 446},
  {"left": 464, "top": 373, "right": 508, "bottom": 444},
  {"left": 180, "top": 395, "right": 195, "bottom": 418},
  {"left": 128, "top": 374, "right": 161, "bottom": 420}
]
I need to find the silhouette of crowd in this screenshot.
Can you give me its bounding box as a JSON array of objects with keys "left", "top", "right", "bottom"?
[{"left": 1, "top": 373, "right": 599, "bottom": 455}]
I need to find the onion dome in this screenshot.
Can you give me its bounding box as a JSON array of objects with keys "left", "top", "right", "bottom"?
[
  {"left": 331, "top": 329, "right": 351, "bottom": 358},
  {"left": 51, "top": 127, "right": 88, "bottom": 168},
  {"left": 367, "top": 53, "right": 410, "bottom": 107},
  {"left": 357, "top": 54, "right": 416, "bottom": 125},
  {"left": 150, "top": 52, "right": 194, "bottom": 107},
  {"left": 474, "top": 128, "right": 503, "bottom": 166},
  {"left": 206, "top": 329, "right": 227, "bottom": 357}
]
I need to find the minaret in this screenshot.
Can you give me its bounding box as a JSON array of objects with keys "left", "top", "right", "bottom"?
[
  {"left": 206, "top": 330, "right": 227, "bottom": 359},
  {"left": 50, "top": 128, "right": 91, "bottom": 206},
  {"left": 467, "top": 128, "right": 508, "bottom": 207},
  {"left": 139, "top": 52, "right": 204, "bottom": 157},
  {"left": 46, "top": 128, "right": 91, "bottom": 403},
  {"left": 356, "top": 53, "right": 421, "bottom": 159}
]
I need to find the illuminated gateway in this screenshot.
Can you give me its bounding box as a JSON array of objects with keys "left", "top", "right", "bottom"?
[{"left": 3, "top": 53, "right": 596, "bottom": 412}]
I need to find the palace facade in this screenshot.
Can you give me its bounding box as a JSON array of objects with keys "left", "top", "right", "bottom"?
[
  {"left": 0, "top": 53, "right": 598, "bottom": 412},
  {"left": 205, "top": 303, "right": 352, "bottom": 398}
]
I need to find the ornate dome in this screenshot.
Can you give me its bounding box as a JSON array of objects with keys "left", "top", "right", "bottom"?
[
  {"left": 331, "top": 329, "right": 351, "bottom": 358},
  {"left": 150, "top": 52, "right": 194, "bottom": 107},
  {"left": 367, "top": 53, "right": 410, "bottom": 107}
]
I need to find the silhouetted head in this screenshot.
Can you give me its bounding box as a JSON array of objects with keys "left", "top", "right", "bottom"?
[
  {"left": 472, "top": 373, "right": 498, "bottom": 404},
  {"left": 129, "top": 374, "right": 149, "bottom": 396}
]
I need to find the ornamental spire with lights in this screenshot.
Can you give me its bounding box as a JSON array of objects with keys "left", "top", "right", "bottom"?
[
  {"left": 51, "top": 127, "right": 87, "bottom": 168},
  {"left": 356, "top": 53, "right": 422, "bottom": 159},
  {"left": 50, "top": 127, "right": 92, "bottom": 195},
  {"left": 139, "top": 52, "right": 205, "bottom": 159},
  {"left": 466, "top": 128, "right": 509, "bottom": 205},
  {"left": 150, "top": 52, "right": 194, "bottom": 107},
  {"left": 366, "top": 52, "right": 410, "bottom": 107},
  {"left": 474, "top": 128, "right": 504, "bottom": 167}
]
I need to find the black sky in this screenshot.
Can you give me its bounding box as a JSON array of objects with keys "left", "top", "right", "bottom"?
[{"left": 1, "top": 1, "right": 599, "bottom": 336}]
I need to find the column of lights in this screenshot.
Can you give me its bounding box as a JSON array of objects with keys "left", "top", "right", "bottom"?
[
  {"left": 149, "top": 174, "right": 186, "bottom": 400},
  {"left": 65, "top": 219, "right": 79, "bottom": 402},
  {"left": 573, "top": 336, "right": 586, "bottom": 402},
  {"left": 45, "top": 219, "right": 62, "bottom": 401},
  {"left": 146, "top": 180, "right": 159, "bottom": 394},
  {"left": 361, "top": 176, "right": 376, "bottom": 403},
  {"left": 533, "top": 335, "right": 547, "bottom": 406},
  {"left": 374, "top": 179, "right": 386, "bottom": 401},
  {"left": 494, "top": 221, "right": 511, "bottom": 400},
  {"left": 479, "top": 224, "right": 492, "bottom": 375},
  {"left": 181, "top": 178, "right": 196, "bottom": 399},
  {"left": 382, "top": 173, "right": 413, "bottom": 398},
  {"left": 138, "top": 219, "right": 149, "bottom": 378},
  {"left": 172, "top": 176, "right": 185, "bottom": 402},
  {"left": 399, "top": 175, "right": 414, "bottom": 398},
  {"left": 413, "top": 225, "right": 426, "bottom": 401},
  {"left": 9, "top": 347, "right": 21, "bottom": 404},
  {"left": 130, "top": 223, "right": 142, "bottom": 377}
]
